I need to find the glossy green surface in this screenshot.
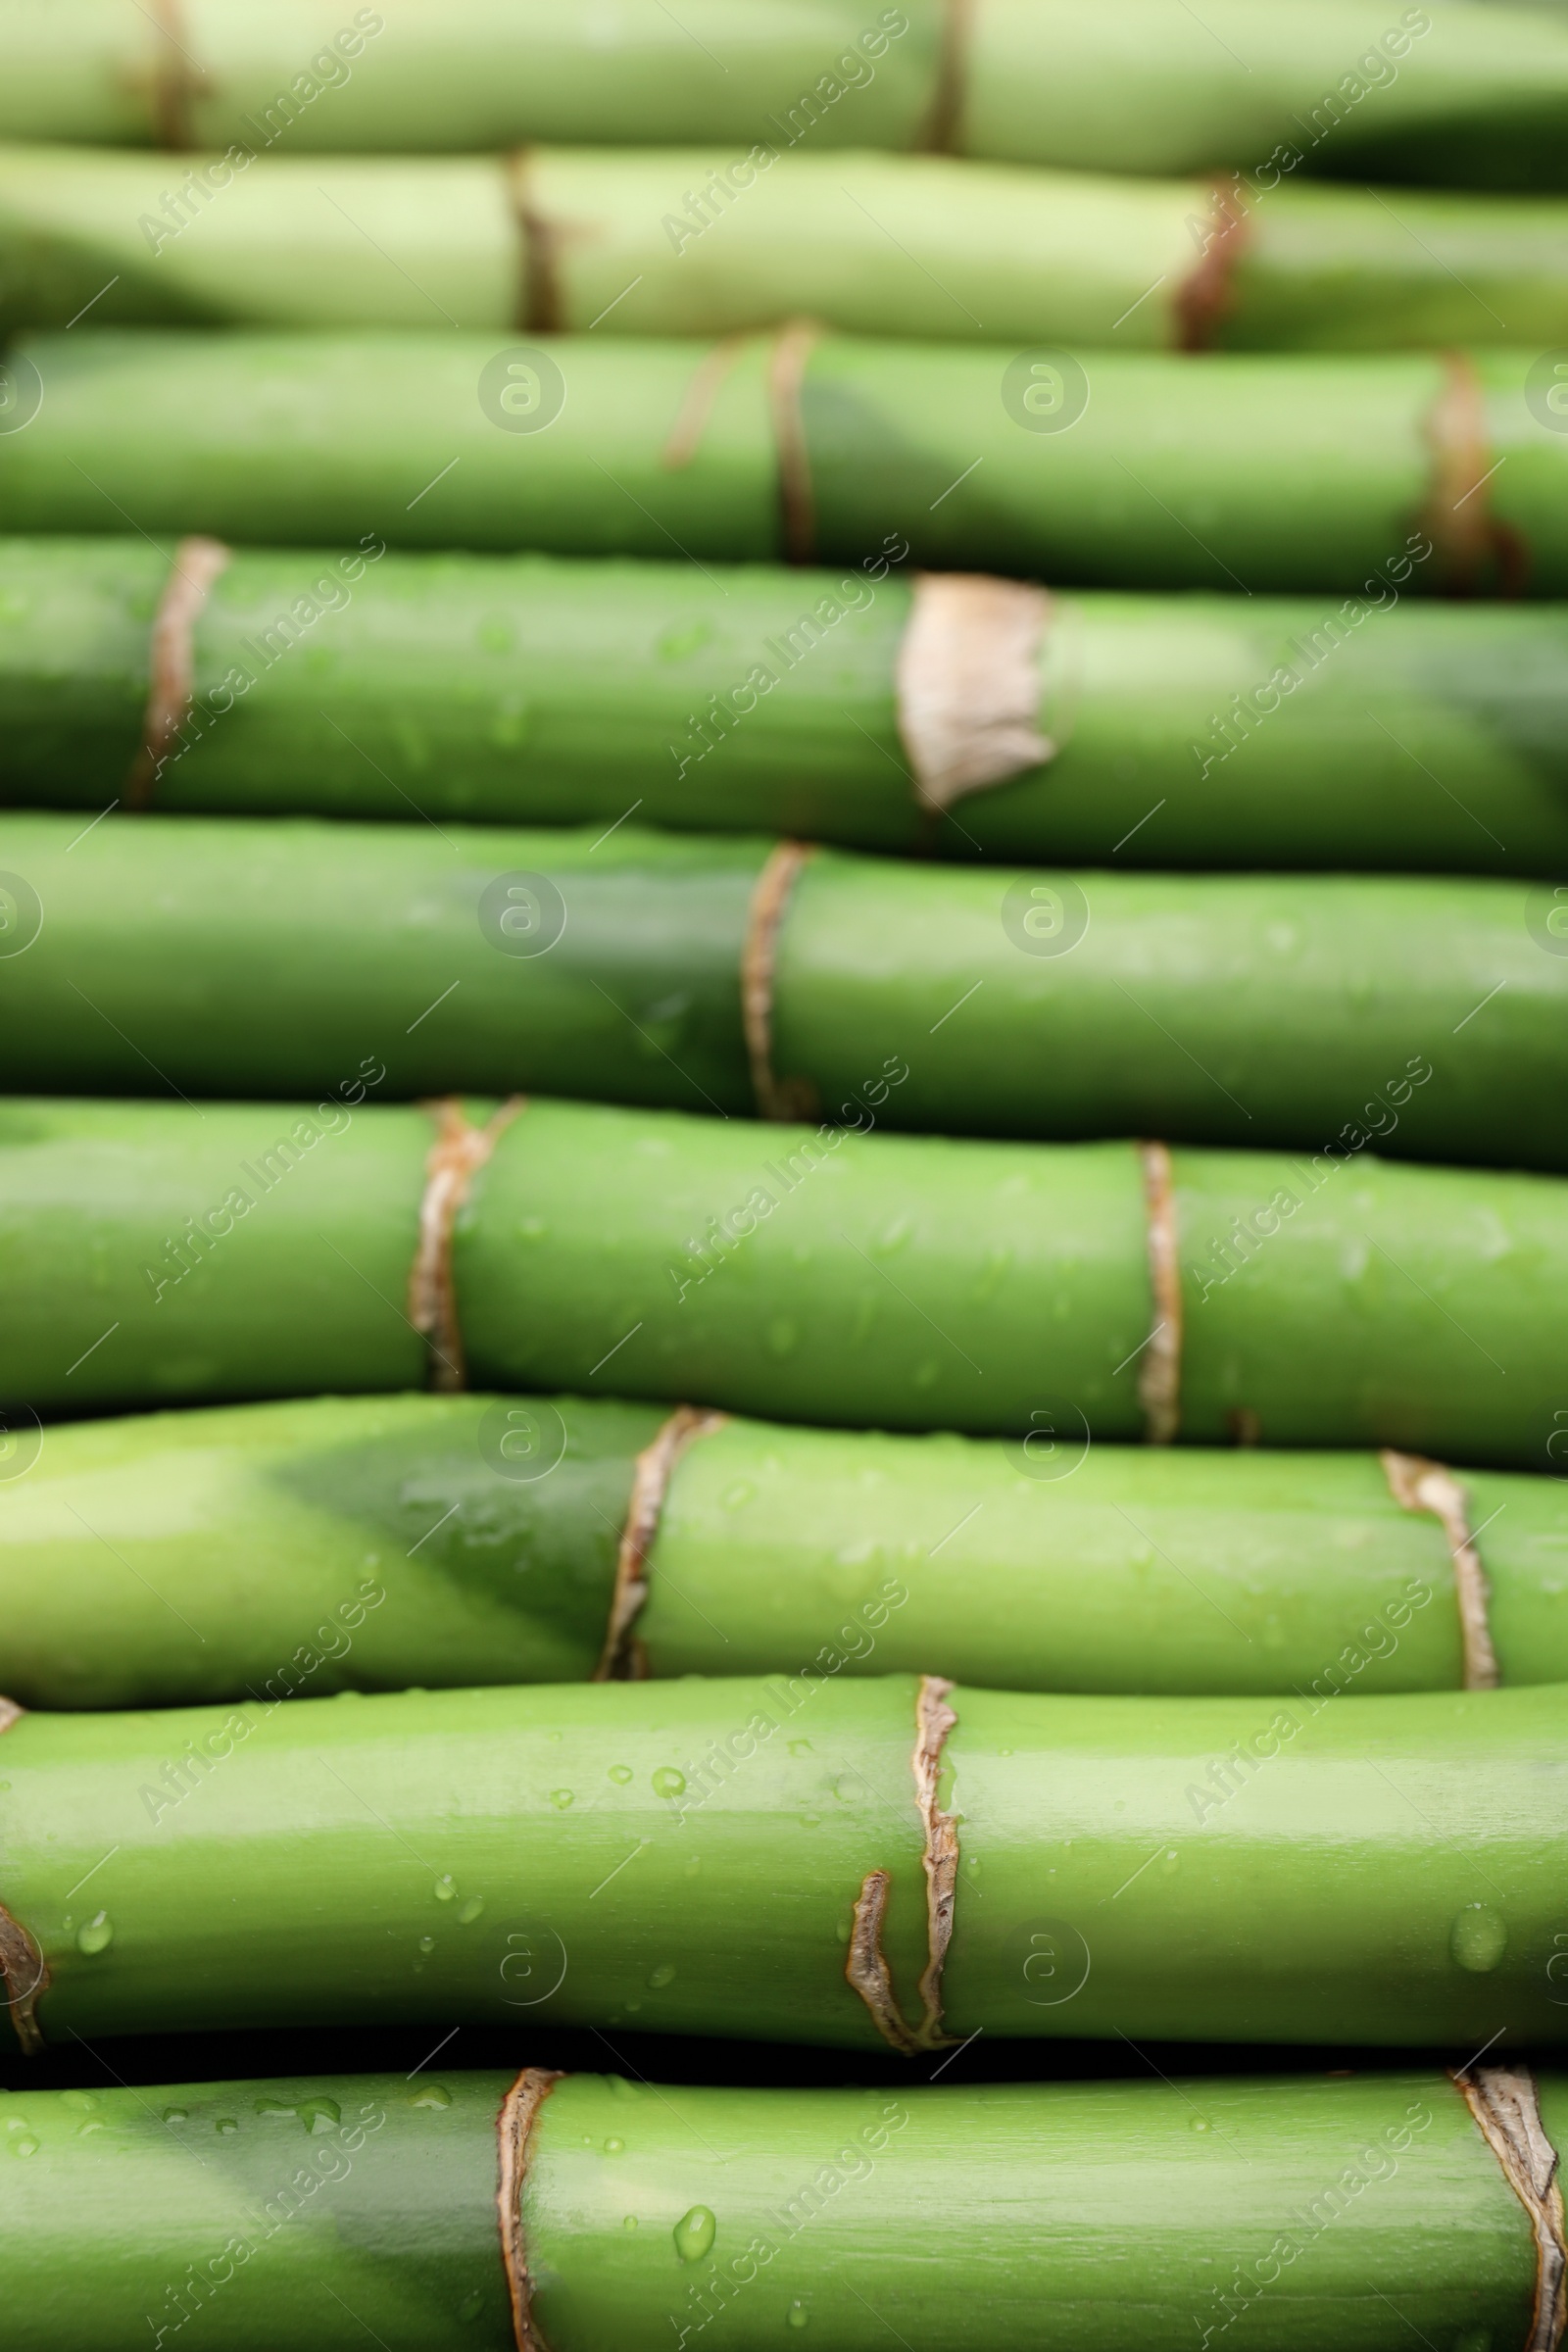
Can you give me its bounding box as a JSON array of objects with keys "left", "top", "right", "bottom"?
[
  {"left": 1, "top": 1098, "right": 1564, "bottom": 1464},
  {"left": 9, "top": 1398, "right": 1568, "bottom": 1706},
  {"left": 2, "top": 0, "right": 1567, "bottom": 187},
  {"left": 0, "top": 815, "right": 760, "bottom": 1114},
  {"left": 7, "top": 143, "right": 1568, "bottom": 350},
  {"left": 528, "top": 2071, "right": 1546, "bottom": 2352},
  {"left": 5, "top": 538, "right": 1568, "bottom": 875},
  {"left": 0, "top": 2070, "right": 515, "bottom": 2352},
  {"left": 0, "top": 1394, "right": 659, "bottom": 1708},
  {"left": 0, "top": 1678, "right": 1562, "bottom": 2051},
  {"left": 5, "top": 817, "right": 1567, "bottom": 1166},
  {"left": 1, "top": 2067, "right": 1557, "bottom": 2352},
  {"left": 3, "top": 333, "right": 1565, "bottom": 594}
]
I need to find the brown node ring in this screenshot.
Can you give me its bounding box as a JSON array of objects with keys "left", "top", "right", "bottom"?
[
  {"left": 844, "top": 1676, "right": 961, "bottom": 2053},
  {"left": 594, "top": 1405, "right": 728, "bottom": 1680},
  {"left": 1381, "top": 1449, "right": 1500, "bottom": 1690},
  {"left": 1174, "top": 177, "right": 1253, "bottom": 352},
  {"left": 1422, "top": 351, "right": 1530, "bottom": 597},
  {"left": 0, "top": 1695, "right": 47, "bottom": 2057},
  {"left": 742, "top": 841, "right": 818, "bottom": 1121},
  {"left": 125, "top": 535, "right": 231, "bottom": 810},
  {"left": 410, "top": 1097, "right": 526, "bottom": 1391},
  {"left": 504, "top": 149, "right": 566, "bottom": 333},
  {"left": 497, "top": 2068, "right": 564, "bottom": 2352},
  {"left": 767, "top": 318, "right": 822, "bottom": 564},
  {"left": 1452, "top": 2065, "right": 1566, "bottom": 2352}
]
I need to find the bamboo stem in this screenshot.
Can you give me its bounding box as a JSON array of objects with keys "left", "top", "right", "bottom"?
[
  {"left": 2, "top": 813, "right": 1564, "bottom": 1165},
  {"left": 2, "top": 331, "right": 1560, "bottom": 595},
  {"left": 0, "top": 1675, "right": 1564, "bottom": 2052}
]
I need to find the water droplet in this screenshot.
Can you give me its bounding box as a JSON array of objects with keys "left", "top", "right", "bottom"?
[
  {"left": 673, "top": 2205, "right": 716, "bottom": 2264},
  {"left": 647, "top": 1963, "right": 675, "bottom": 1988},
  {"left": 1450, "top": 1906, "right": 1508, "bottom": 1974},
  {"left": 76, "top": 2120, "right": 105, "bottom": 2135},
  {"left": 609, "top": 2076, "right": 642, "bottom": 2103},
  {"left": 435, "top": 1875, "right": 458, "bottom": 1902},
  {"left": 652, "top": 1767, "right": 686, "bottom": 1799},
  {"left": 162, "top": 2106, "right": 188, "bottom": 2125},
  {"left": 418, "top": 1936, "right": 436, "bottom": 1955},
  {"left": 787, "top": 1740, "right": 812, "bottom": 1757},
  {"left": 788, "top": 2302, "right": 809, "bottom": 2329},
  {"left": 609, "top": 1765, "right": 633, "bottom": 1785},
  {"left": 683, "top": 1854, "right": 702, "bottom": 1878},
  {"left": 255, "top": 2098, "right": 297, "bottom": 2123},
  {"left": 622, "top": 2214, "right": 639, "bottom": 2230},
  {"left": 1189, "top": 2115, "right": 1210, "bottom": 2133},
  {"left": 216, "top": 2119, "right": 238, "bottom": 2135},
  {"left": 61, "top": 2092, "right": 98, "bottom": 2113},
  {"left": 1160, "top": 1849, "right": 1180, "bottom": 1876},
  {"left": 458, "top": 1895, "right": 485, "bottom": 1924},
  {"left": 409, "top": 2084, "right": 452, "bottom": 2110},
  {"left": 604, "top": 2136, "right": 624, "bottom": 2154},
  {"left": 549, "top": 1789, "right": 574, "bottom": 1810},
  {"left": 457, "top": 2288, "right": 485, "bottom": 2321},
  {"left": 75, "top": 1911, "right": 113, "bottom": 1955},
  {"left": 799, "top": 1814, "right": 821, "bottom": 1829},
  {"left": 12, "top": 2135, "right": 37, "bottom": 2157},
  {"left": 300, "top": 2099, "right": 341, "bottom": 2135}
]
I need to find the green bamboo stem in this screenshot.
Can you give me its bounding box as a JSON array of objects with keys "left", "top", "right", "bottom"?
[
  {"left": 0, "top": 1095, "right": 1562, "bottom": 1464},
  {"left": 0, "top": 1674, "right": 1564, "bottom": 2052},
  {"left": 3, "top": 0, "right": 1568, "bottom": 188},
  {"left": 1, "top": 332, "right": 1561, "bottom": 595},
  {"left": 4, "top": 1393, "right": 1565, "bottom": 1709},
  {"left": 4, "top": 539, "right": 1566, "bottom": 874},
  {"left": 7, "top": 140, "right": 1568, "bottom": 350},
  {"left": 1, "top": 2065, "right": 1561, "bottom": 2352},
  {"left": 3, "top": 811, "right": 1566, "bottom": 1168}
]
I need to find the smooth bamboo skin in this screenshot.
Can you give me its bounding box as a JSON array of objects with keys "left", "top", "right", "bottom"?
[
  {"left": 6, "top": 812, "right": 1566, "bottom": 1170},
  {"left": 2, "top": 1677, "right": 1564, "bottom": 2052},
  {"left": 4, "top": 0, "right": 1568, "bottom": 189},
  {"left": 1, "top": 1096, "right": 1564, "bottom": 1466},
  {"left": 5, "top": 1395, "right": 1567, "bottom": 1709},
  {"left": 1, "top": 2069, "right": 1557, "bottom": 2352},
  {"left": 2, "top": 333, "right": 1563, "bottom": 597},
  {"left": 9, "top": 141, "right": 1568, "bottom": 351},
  {"left": 7, "top": 539, "right": 1568, "bottom": 876}
]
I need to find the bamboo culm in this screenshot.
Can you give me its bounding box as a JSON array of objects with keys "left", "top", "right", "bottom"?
[
  {"left": 6, "top": 538, "right": 1568, "bottom": 876},
  {"left": 5, "top": 1394, "right": 1566, "bottom": 1709},
  {"left": 3, "top": 0, "right": 1568, "bottom": 189},
  {"left": 1, "top": 332, "right": 1560, "bottom": 597},
  {"left": 0, "top": 1675, "right": 1564, "bottom": 2053},
  {"left": 0, "top": 1096, "right": 1563, "bottom": 1465},
  {"left": 1, "top": 2066, "right": 1562, "bottom": 2352},
  {"left": 3, "top": 813, "right": 1566, "bottom": 1170},
  {"left": 8, "top": 141, "right": 1568, "bottom": 351}
]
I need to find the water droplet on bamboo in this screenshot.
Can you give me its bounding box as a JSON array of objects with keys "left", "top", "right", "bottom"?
[
  {"left": 722, "top": 1482, "right": 755, "bottom": 1509},
  {"left": 458, "top": 1895, "right": 485, "bottom": 1923},
  {"left": 300, "top": 2099, "right": 341, "bottom": 2134},
  {"left": 673, "top": 2205, "right": 716, "bottom": 2264},
  {"left": 11, "top": 2135, "right": 37, "bottom": 2157},
  {"left": 75, "top": 1911, "right": 113, "bottom": 1955},
  {"left": 652, "top": 1767, "right": 686, "bottom": 1798},
  {"left": 622, "top": 2214, "right": 639, "bottom": 2230},
  {"left": 604, "top": 2136, "right": 624, "bottom": 2153},
  {"left": 647, "top": 1963, "right": 675, "bottom": 1988},
  {"left": 1450, "top": 1906, "right": 1508, "bottom": 1973},
  {"left": 787, "top": 2302, "right": 809, "bottom": 2329},
  {"left": 162, "top": 2106, "right": 188, "bottom": 2125},
  {"left": 549, "top": 1789, "right": 574, "bottom": 1810},
  {"left": 609, "top": 1764, "right": 633, "bottom": 1785},
  {"left": 418, "top": 1935, "right": 436, "bottom": 1955},
  {"left": 215, "top": 2119, "right": 238, "bottom": 2135},
  {"left": 457, "top": 2288, "right": 485, "bottom": 2321},
  {"left": 409, "top": 2084, "right": 451, "bottom": 2110},
  {"left": 1159, "top": 1849, "right": 1180, "bottom": 1876},
  {"left": 435, "top": 1875, "right": 458, "bottom": 1902}
]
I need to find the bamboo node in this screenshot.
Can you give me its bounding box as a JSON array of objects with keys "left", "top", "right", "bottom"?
[
  {"left": 1421, "top": 351, "right": 1530, "bottom": 596},
  {"left": 1174, "top": 177, "right": 1254, "bottom": 352},
  {"left": 767, "top": 318, "right": 823, "bottom": 564},
  {"left": 498, "top": 2068, "right": 564, "bottom": 2352},
  {"left": 0, "top": 1904, "right": 48, "bottom": 2059},
  {"left": 1137, "top": 1142, "right": 1183, "bottom": 1446},
  {"left": 594, "top": 1405, "right": 728, "bottom": 1680},
  {"left": 1381, "top": 1449, "right": 1499, "bottom": 1690},
  {"left": 912, "top": 1673, "right": 960, "bottom": 2050},
  {"left": 845, "top": 1869, "right": 920, "bottom": 2054},
  {"left": 410, "top": 1097, "right": 526, "bottom": 1391},
  {"left": 126, "top": 535, "right": 231, "bottom": 810},
  {"left": 505, "top": 149, "right": 565, "bottom": 334},
  {"left": 895, "top": 572, "right": 1054, "bottom": 812},
  {"left": 741, "top": 841, "right": 818, "bottom": 1122},
  {"left": 1452, "top": 2065, "right": 1566, "bottom": 2352}
]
